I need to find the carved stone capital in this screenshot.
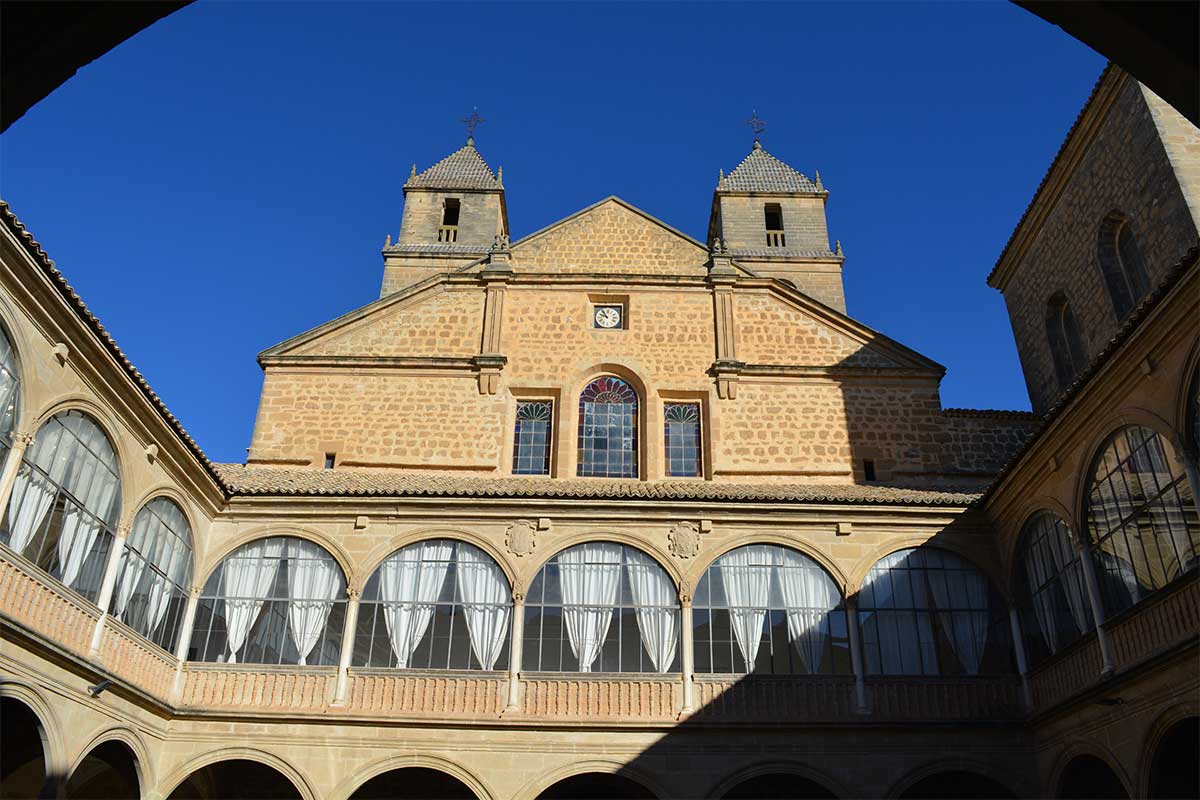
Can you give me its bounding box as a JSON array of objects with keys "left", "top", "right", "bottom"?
[
  {"left": 346, "top": 587, "right": 362, "bottom": 600},
  {"left": 512, "top": 591, "right": 526, "bottom": 604},
  {"left": 17, "top": 431, "right": 36, "bottom": 448},
  {"left": 678, "top": 591, "right": 693, "bottom": 608}
]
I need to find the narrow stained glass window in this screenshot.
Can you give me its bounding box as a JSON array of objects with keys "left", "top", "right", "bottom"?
[
  {"left": 513, "top": 401, "right": 553, "bottom": 475},
  {"left": 577, "top": 376, "right": 638, "bottom": 478},
  {"left": 664, "top": 402, "right": 702, "bottom": 477}
]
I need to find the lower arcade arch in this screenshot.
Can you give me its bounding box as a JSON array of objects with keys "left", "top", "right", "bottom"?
[
  {"left": 721, "top": 773, "right": 837, "bottom": 799},
  {"left": 349, "top": 768, "right": 479, "bottom": 799},
  {"left": 535, "top": 772, "right": 658, "bottom": 799},
  {"left": 1, "top": 697, "right": 48, "bottom": 799},
  {"left": 65, "top": 740, "right": 139, "bottom": 800},
  {"left": 167, "top": 759, "right": 304, "bottom": 800},
  {"left": 1148, "top": 716, "right": 1199, "bottom": 799},
  {"left": 896, "top": 770, "right": 1016, "bottom": 799},
  {"left": 1056, "top": 755, "right": 1129, "bottom": 799}
]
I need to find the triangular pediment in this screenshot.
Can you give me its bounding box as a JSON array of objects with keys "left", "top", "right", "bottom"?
[
  {"left": 260, "top": 276, "right": 483, "bottom": 360},
  {"left": 736, "top": 282, "right": 945, "bottom": 373},
  {"left": 507, "top": 196, "right": 712, "bottom": 274}
]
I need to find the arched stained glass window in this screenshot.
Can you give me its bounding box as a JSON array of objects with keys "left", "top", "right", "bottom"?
[
  {"left": 524, "top": 542, "right": 679, "bottom": 673},
  {"left": 109, "top": 497, "right": 193, "bottom": 652},
  {"left": 191, "top": 537, "right": 346, "bottom": 665},
  {"left": 1015, "top": 513, "right": 1091, "bottom": 665},
  {"left": 0, "top": 325, "right": 18, "bottom": 450},
  {"left": 0, "top": 410, "right": 121, "bottom": 603},
  {"left": 693, "top": 544, "right": 848, "bottom": 675},
  {"left": 577, "top": 377, "right": 638, "bottom": 478},
  {"left": 513, "top": 400, "right": 553, "bottom": 475},
  {"left": 1086, "top": 426, "right": 1199, "bottom": 616},
  {"left": 354, "top": 539, "right": 512, "bottom": 670},
  {"left": 857, "top": 548, "right": 1012, "bottom": 676}
]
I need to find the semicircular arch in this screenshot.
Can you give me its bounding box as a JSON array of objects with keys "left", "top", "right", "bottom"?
[
  {"left": 196, "top": 525, "right": 353, "bottom": 592},
  {"left": 1047, "top": 741, "right": 1133, "bottom": 800},
  {"left": 357, "top": 528, "right": 516, "bottom": 596},
  {"left": 705, "top": 759, "right": 847, "bottom": 799},
  {"left": 846, "top": 537, "right": 1003, "bottom": 600},
  {"left": 516, "top": 531, "right": 681, "bottom": 598},
  {"left": 886, "top": 757, "right": 1022, "bottom": 799},
  {"left": 158, "top": 746, "right": 317, "bottom": 800},
  {"left": 0, "top": 681, "right": 65, "bottom": 777},
  {"left": 332, "top": 753, "right": 494, "bottom": 800},
  {"left": 67, "top": 725, "right": 152, "bottom": 800},
  {"left": 685, "top": 534, "right": 848, "bottom": 598},
  {"left": 516, "top": 758, "right": 666, "bottom": 800}
]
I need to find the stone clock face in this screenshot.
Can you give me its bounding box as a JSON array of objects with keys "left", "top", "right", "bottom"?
[{"left": 594, "top": 305, "right": 622, "bottom": 329}]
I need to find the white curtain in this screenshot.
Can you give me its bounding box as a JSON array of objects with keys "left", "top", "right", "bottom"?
[
  {"left": 222, "top": 538, "right": 284, "bottom": 664},
  {"left": 455, "top": 544, "right": 511, "bottom": 670},
  {"left": 380, "top": 540, "right": 452, "bottom": 668},
  {"left": 776, "top": 548, "right": 840, "bottom": 673},
  {"left": 286, "top": 539, "right": 343, "bottom": 665},
  {"left": 559, "top": 542, "right": 621, "bottom": 672},
  {"left": 113, "top": 547, "right": 147, "bottom": 621},
  {"left": 719, "top": 545, "right": 771, "bottom": 668},
  {"left": 6, "top": 421, "right": 66, "bottom": 553},
  {"left": 860, "top": 551, "right": 908, "bottom": 674},
  {"left": 926, "top": 559, "right": 989, "bottom": 675},
  {"left": 0, "top": 330, "right": 18, "bottom": 442},
  {"left": 1023, "top": 518, "right": 1088, "bottom": 653},
  {"left": 625, "top": 549, "right": 677, "bottom": 673},
  {"left": 54, "top": 416, "right": 120, "bottom": 593}
]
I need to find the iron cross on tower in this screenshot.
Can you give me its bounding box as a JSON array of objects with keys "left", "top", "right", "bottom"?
[
  {"left": 745, "top": 110, "right": 766, "bottom": 139},
  {"left": 462, "top": 108, "right": 485, "bottom": 141}
]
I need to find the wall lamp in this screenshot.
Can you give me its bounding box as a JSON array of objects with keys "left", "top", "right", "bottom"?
[
  {"left": 1095, "top": 697, "right": 1124, "bottom": 707},
  {"left": 87, "top": 679, "right": 113, "bottom": 697}
]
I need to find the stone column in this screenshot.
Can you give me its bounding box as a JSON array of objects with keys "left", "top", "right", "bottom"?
[
  {"left": 0, "top": 432, "right": 34, "bottom": 516},
  {"left": 170, "top": 585, "right": 202, "bottom": 702},
  {"left": 1076, "top": 540, "right": 1116, "bottom": 675},
  {"left": 333, "top": 588, "right": 361, "bottom": 706},
  {"left": 506, "top": 592, "right": 525, "bottom": 711},
  {"left": 680, "top": 592, "right": 695, "bottom": 714},
  {"left": 1008, "top": 607, "right": 1033, "bottom": 711},
  {"left": 88, "top": 523, "right": 131, "bottom": 657},
  {"left": 845, "top": 597, "right": 868, "bottom": 714}
]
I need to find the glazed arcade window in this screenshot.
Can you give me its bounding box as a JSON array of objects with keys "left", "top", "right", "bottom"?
[
  {"left": 663, "top": 403, "right": 702, "bottom": 477},
  {"left": 513, "top": 400, "right": 553, "bottom": 475},
  {"left": 577, "top": 376, "right": 638, "bottom": 478}
]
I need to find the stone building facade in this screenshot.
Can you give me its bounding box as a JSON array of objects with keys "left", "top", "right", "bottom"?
[{"left": 0, "top": 64, "right": 1196, "bottom": 800}]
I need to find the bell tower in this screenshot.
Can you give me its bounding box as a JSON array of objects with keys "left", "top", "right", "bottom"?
[
  {"left": 708, "top": 138, "right": 847, "bottom": 312},
  {"left": 381, "top": 134, "right": 508, "bottom": 297}
]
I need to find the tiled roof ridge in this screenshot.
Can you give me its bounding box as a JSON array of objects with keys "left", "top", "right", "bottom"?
[
  {"left": 979, "top": 243, "right": 1199, "bottom": 505},
  {"left": 719, "top": 142, "right": 822, "bottom": 193},
  {"left": 0, "top": 200, "right": 228, "bottom": 492},
  {"left": 987, "top": 63, "right": 1116, "bottom": 285},
  {"left": 214, "top": 463, "right": 983, "bottom": 505},
  {"left": 942, "top": 408, "right": 1037, "bottom": 420},
  {"left": 404, "top": 140, "right": 500, "bottom": 190}
]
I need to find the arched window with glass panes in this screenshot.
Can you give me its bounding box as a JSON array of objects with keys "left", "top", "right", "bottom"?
[
  {"left": 857, "top": 547, "right": 1012, "bottom": 675},
  {"left": 191, "top": 537, "right": 346, "bottom": 665},
  {"left": 1097, "top": 211, "right": 1150, "bottom": 320},
  {"left": 577, "top": 377, "right": 638, "bottom": 478},
  {"left": 524, "top": 542, "right": 678, "bottom": 673},
  {"left": 1085, "top": 426, "right": 1199, "bottom": 616},
  {"left": 0, "top": 410, "right": 121, "bottom": 603},
  {"left": 353, "top": 539, "right": 512, "bottom": 670},
  {"left": 109, "top": 497, "right": 193, "bottom": 652},
  {"left": 0, "top": 324, "right": 19, "bottom": 460},
  {"left": 1014, "top": 512, "right": 1092, "bottom": 665},
  {"left": 693, "top": 544, "right": 849, "bottom": 675}
]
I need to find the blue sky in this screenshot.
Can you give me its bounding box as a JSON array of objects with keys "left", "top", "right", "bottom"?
[{"left": 0, "top": 1, "right": 1104, "bottom": 463}]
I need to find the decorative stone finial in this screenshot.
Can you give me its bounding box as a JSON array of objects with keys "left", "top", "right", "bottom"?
[
  {"left": 752, "top": 140, "right": 763, "bottom": 150},
  {"left": 410, "top": 163, "right": 417, "bottom": 179},
  {"left": 466, "top": 135, "right": 475, "bottom": 147},
  {"left": 384, "top": 234, "right": 392, "bottom": 247},
  {"left": 497, "top": 166, "right": 503, "bottom": 184},
  {"left": 814, "top": 169, "right": 824, "bottom": 190},
  {"left": 836, "top": 239, "right": 844, "bottom": 257}
]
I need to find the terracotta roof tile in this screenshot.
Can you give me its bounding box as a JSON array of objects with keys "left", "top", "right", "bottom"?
[{"left": 215, "top": 464, "right": 983, "bottom": 505}]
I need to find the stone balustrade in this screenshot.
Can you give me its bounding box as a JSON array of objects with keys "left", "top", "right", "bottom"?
[
  {"left": 0, "top": 551, "right": 99, "bottom": 657},
  {"left": 521, "top": 674, "right": 680, "bottom": 721},
  {"left": 866, "top": 676, "right": 1023, "bottom": 722},
  {"left": 1108, "top": 576, "right": 1199, "bottom": 672},
  {"left": 691, "top": 674, "right": 856, "bottom": 722},
  {"left": 344, "top": 670, "right": 506, "bottom": 718}
]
